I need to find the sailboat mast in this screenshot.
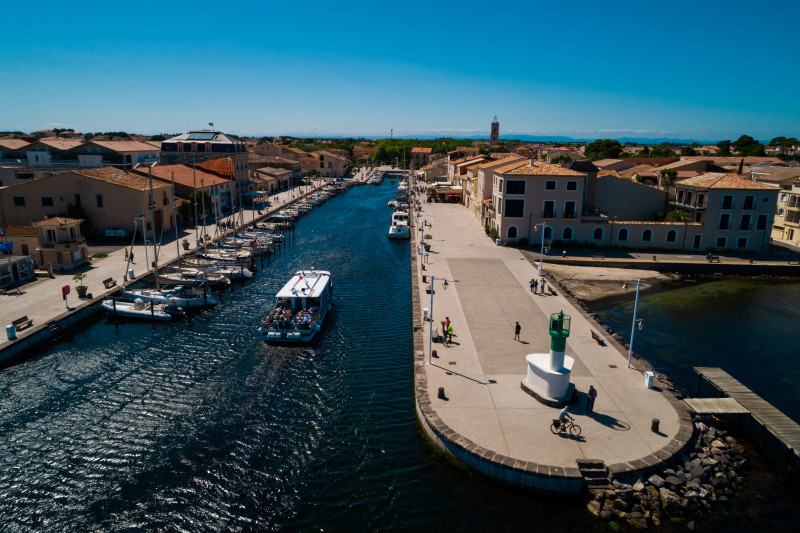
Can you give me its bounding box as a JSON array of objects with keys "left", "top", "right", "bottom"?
[
  {"left": 201, "top": 178, "right": 207, "bottom": 252},
  {"left": 172, "top": 171, "right": 180, "bottom": 262},
  {"left": 148, "top": 165, "right": 160, "bottom": 291}
]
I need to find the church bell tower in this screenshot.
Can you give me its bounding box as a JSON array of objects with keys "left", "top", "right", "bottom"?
[{"left": 490, "top": 116, "right": 499, "bottom": 146}]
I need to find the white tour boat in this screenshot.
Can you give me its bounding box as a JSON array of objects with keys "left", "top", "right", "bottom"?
[
  {"left": 388, "top": 210, "right": 410, "bottom": 240},
  {"left": 259, "top": 270, "right": 333, "bottom": 343}
]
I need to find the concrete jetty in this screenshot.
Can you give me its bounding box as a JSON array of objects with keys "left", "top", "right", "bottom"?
[{"left": 411, "top": 202, "right": 694, "bottom": 494}]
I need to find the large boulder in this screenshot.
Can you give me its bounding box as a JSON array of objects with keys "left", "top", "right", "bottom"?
[
  {"left": 659, "top": 487, "right": 680, "bottom": 512},
  {"left": 586, "top": 500, "right": 601, "bottom": 516}
]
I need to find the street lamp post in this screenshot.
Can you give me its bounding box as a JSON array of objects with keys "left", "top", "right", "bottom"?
[
  {"left": 533, "top": 222, "right": 549, "bottom": 276},
  {"left": 622, "top": 279, "right": 645, "bottom": 368},
  {"left": 427, "top": 275, "right": 451, "bottom": 364}
]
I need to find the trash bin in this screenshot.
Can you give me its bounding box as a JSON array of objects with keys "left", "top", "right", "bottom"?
[
  {"left": 6, "top": 325, "right": 16, "bottom": 341},
  {"left": 495, "top": 238, "right": 501, "bottom": 246},
  {"left": 128, "top": 269, "right": 135, "bottom": 279},
  {"left": 644, "top": 371, "right": 654, "bottom": 389}
]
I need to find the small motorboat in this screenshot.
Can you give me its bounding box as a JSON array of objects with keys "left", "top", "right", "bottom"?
[{"left": 102, "top": 298, "right": 184, "bottom": 320}]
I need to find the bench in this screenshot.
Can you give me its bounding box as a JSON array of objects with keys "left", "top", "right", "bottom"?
[
  {"left": 590, "top": 253, "right": 605, "bottom": 260},
  {"left": 12, "top": 316, "right": 33, "bottom": 331},
  {"left": 103, "top": 277, "right": 117, "bottom": 289},
  {"left": 707, "top": 255, "right": 721, "bottom": 263},
  {"left": 591, "top": 330, "right": 606, "bottom": 346}
]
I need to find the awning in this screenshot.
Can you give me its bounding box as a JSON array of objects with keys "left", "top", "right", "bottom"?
[{"left": 242, "top": 191, "right": 269, "bottom": 197}]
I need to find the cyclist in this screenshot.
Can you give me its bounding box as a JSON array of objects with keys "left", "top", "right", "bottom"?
[{"left": 557, "top": 406, "right": 573, "bottom": 431}]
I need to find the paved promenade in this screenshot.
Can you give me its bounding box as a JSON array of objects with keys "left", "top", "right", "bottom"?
[
  {"left": 411, "top": 202, "right": 693, "bottom": 492},
  {"left": 0, "top": 180, "right": 325, "bottom": 356}
]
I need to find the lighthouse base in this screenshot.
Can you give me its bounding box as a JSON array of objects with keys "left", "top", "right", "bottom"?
[{"left": 521, "top": 353, "right": 575, "bottom": 407}]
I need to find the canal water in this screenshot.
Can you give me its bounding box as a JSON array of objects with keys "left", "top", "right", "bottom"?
[
  {"left": 0, "top": 181, "right": 596, "bottom": 531},
  {"left": 591, "top": 278, "right": 800, "bottom": 425}
]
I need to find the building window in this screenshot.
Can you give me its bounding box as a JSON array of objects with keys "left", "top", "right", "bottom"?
[
  {"left": 69, "top": 227, "right": 76, "bottom": 240},
  {"left": 566, "top": 180, "right": 578, "bottom": 191},
  {"left": 697, "top": 193, "right": 705, "bottom": 207},
  {"left": 74, "top": 193, "right": 81, "bottom": 208},
  {"left": 742, "top": 195, "right": 755, "bottom": 210},
  {"left": 687, "top": 191, "right": 694, "bottom": 205},
  {"left": 737, "top": 237, "right": 748, "bottom": 249},
  {"left": 721, "top": 194, "right": 734, "bottom": 210},
  {"left": 545, "top": 180, "right": 556, "bottom": 190},
  {"left": 13, "top": 196, "right": 25, "bottom": 206},
  {"left": 618, "top": 228, "right": 629, "bottom": 241},
  {"left": 719, "top": 213, "right": 731, "bottom": 230},
  {"left": 46, "top": 229, "right": 56, "bottom": 242},
  {"left": 504, "top": 198, "right": 524, "bottom": 218},
  {"left": 642, "top": 229, "right": 653, "bottom": 242},
  {"left": 542, "top": 200, "right": 555, "bottom": 218},
  {"left": 543, "top": 226, "right": 552, "bottom": 240},
  {"left": 779, "top": 208, "right": 785, "bottom": 216},
  {"left": 761, "top": 196, "right": 771, "bottom": 204},
  {"left": 562, "top": 227, "right": 573, "bottom": 240},
  {"left": 740, "top": 214, "right": 752, "bottom": 230},
  {"left": 756, "top": 214, "right": 768, "bottom": 230},
  {"left": 507, "top": 226, "right": 518, "bottom": 239},
  {"left": 505, "top": 180, "right": 525, "bottom": 194},
  {"left": 163, "top": 191, "right": 169, "bottom": 205},
  {"left": 96, "top": 194, "right": 104, "bottom": 207},
  {"left": 781, "top": 193, "right": 788, "bottom": 202},
  {"left": 592, "top": 227, "right": 604, "bottom": 240},
  {"left": 41, "top": 196, "right": 54, "bottom": 207},
  {"left": 715, "top": 236, "right": 727, "bottom": 248},
  {"left": 677, "top": 190, "right": 684, "bottom": 203},
  {"left": 563, "top": 201, "right": 576, "bottom": 219},
  {"left": 666, "top": 229, "right": 677, "bottom": 243}
]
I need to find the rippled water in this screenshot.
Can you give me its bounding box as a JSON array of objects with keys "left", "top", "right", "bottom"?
[
  {"left": 591, "top": 279, "right": 800, "bottom": 424},
  {"left": 0, "top": 181, "right": 603, "bottom": 532}
]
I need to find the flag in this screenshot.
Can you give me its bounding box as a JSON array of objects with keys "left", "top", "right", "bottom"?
[
  {"left": 0, "top": 227, "right": 5, "bottom": 238},
  {"left": 209, "top": 122, "right": 214, "bottom": 128},
  {"left": 298, "top": 274, "right": 303, "bottom": 280}
]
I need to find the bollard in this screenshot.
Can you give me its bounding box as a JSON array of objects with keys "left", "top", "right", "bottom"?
[
  {"left": 651, "top": 419, "right": 660, "bottom": 433},
  {"left": 432, "top": 349, "right": 438, "bottom": 358},
  {"left": 422, "top": 274, "right": 427, "bottom": 283},
  {"left": 438, "top": 387, "right": 446, "bottom": 399},
  {"left": 653, "top": 255, "right": 657, "bottom": 262}
]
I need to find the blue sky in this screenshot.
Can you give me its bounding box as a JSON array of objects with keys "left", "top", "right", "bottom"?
[{"left": 2, "top": 0, "right": 798, "bottom": 142}]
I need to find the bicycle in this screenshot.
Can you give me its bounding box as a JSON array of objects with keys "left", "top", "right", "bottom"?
[{"left": 551, "top": 418, "right": 582, "bottom": 437}]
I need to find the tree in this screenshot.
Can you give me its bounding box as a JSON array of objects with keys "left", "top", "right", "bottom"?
[
  {"left": 584, "top": 139, "right": 623, "bottom": 161},
  {"left": 732, "top": 135, "right": 762, "bottom": 156},
  {"left": 150, "top": 134, "right": 166, "bottom": 141},
  {"left": 665, "top": 210, "right": 690, "bottom": 222},
  {"left": 660, "top": 168, "right": 678, "bottom": 186},
  {"left": 717, "top": 140, "right": 732, "bottom": 157},
  {"left": 178, "top": 189, "right": 212, "bottom": 224},
  {"left": 650, "top": 142, "right": 675, "bottom": 157},
  {"left": 680, "top": 146, "right": 696, "bottom": 156},
  {"left": 550, "top": 155, "right": 572, "bottom": 166}
]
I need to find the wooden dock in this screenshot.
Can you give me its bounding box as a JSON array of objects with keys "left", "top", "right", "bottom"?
[{"left": 694, "top": 367, "right": 800, "bottom": 453}]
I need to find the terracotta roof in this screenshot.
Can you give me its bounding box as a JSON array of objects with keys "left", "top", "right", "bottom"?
[
  {"left": 32, "top": 217, "right": 82, "bottom": 227},
  {"left": 568, "top": 160, "right": 600, "bottom": 172},
  {"left": 473, "top": 156, "right": 525, "bottom": 170},
  {"left": 676, "top": 173, "right": 779, "bottom": 190},
  {"left": 411, "top": 147, "right": 433, "bottom": 154},
  {"left": 72, "top": 167, "right": 160, "bottom": 191},
  {"left": 750, "top": 167, "right": 800, "bottom": 182},
  {"left": 299, "top": 157, "right": 318, "bottom": 163},
  {"left": 38, "top": 139, "right": 84, "bottom": 150},
  {"left": 0, "top": 139, "right": 33, "bottom": 150},
  {"left": 496, "top": 160, "right": 586, "bottom": 176},
  {"left": 255, "top": 167, "right": 292, "bottom": 176},
  {"left": 86, "top": 140, "right": 160, "bottom": 152},
  {"left": 139, "top": 164, "right": 232, "bottom": 189},
  {"left": 195, "top": 158, "right": 234, "bottom": 177},
  {"left": 250, "top": 155, "right": 297, "bottom": 164},
  {"left": 3, "top": 225, "right": 37, "bottom": 236}
]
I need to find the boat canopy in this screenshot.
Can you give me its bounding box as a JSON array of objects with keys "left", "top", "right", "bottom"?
[{"left": 276, "top": 270, "right": 331, "bottom": 299}]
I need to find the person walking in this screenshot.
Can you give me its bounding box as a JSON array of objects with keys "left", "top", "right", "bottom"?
[
  {"left": 447, "top": 323, "right": 454, "bottom": 344},
  {"left": 586, "top": 385, "right": 598, "bottom": 412},
  {"left": 530, "top": 278, "right": 536, "bottom": 293},
  {"left": 129, "top": 250, "right": 135, "bottom": 264},
  {"left": 124, "top": 248, "right": 129, "bottom": 261},
  {"left": 540, "top": 278, "right": 546, "bottom": 294},
  {"left": 514, "top": 321, "right": 521, "bottom": 341},
  {"left": 445, "top": 317, "right": 451, "bottom": 330}
]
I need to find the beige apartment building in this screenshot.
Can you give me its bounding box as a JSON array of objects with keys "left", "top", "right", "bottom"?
[
  {"left": 778, "top": 181, "right": 800, "bottom": 244},
  {"left": 31, "top": 216, "right": 90, "bottom": 271},
  {"left": 488, "top": 165, "right": 778, "bottom": 253},
  {"left": 0, "top": 167, "right": 176, "bottom": 238}
]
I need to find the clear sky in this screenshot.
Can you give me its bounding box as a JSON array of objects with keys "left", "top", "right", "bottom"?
[{"left": 2, "top": 0, "right": 798, "bottom": 142}]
